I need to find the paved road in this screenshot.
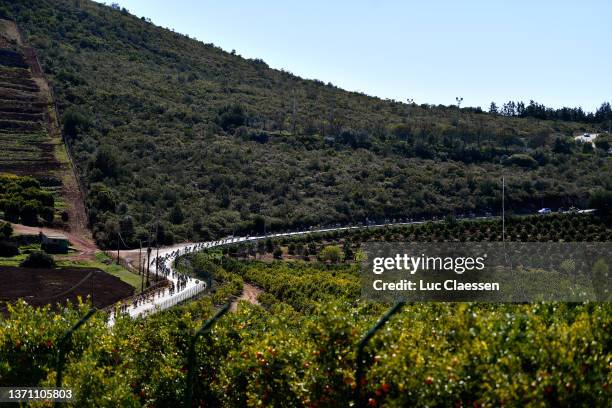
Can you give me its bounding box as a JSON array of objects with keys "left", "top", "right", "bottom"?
[{"left": 109, "top": 218, "right": 500, "bottom": 323}]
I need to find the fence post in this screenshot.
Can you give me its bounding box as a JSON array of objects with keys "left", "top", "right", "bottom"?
[
  {"left": 55, "top": 308, "right": 96, "bottom": 405},
  {"left": 184, "top": 303, "right": 230, "bottom": 408},
  {"left": 354, "top": 302, "right": 404, "bottom": 408}
]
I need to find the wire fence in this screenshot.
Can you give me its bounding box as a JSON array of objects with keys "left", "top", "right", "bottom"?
[{"left": 51, "top": 301, "right": 401, "bottom": 408}]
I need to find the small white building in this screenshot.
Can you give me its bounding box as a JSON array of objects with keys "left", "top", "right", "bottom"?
[{"left": 574, "top": 133, "right": 598, "bottom": 146}]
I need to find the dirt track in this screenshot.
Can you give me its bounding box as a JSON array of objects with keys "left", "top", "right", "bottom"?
[
  {"left": 230, "top": 282, "right": 262, "bottom": 311},
  {"left": 9, "top": 222, "right": 97, "bottom": 260}
]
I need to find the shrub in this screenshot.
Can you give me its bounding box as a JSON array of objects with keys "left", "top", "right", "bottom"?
[
  {"left": 505, "top": 153, "right": 538, "bottom": 168},
  {"left": 40, "top": 207, "right": 55, "bottom": 224},
  {"left": 273, "top": 246, "right": 283, "bottom": 259},
  {"left": 588, "top": 189, "right": 612, "bottom": 218},
  {"left": 0, "top": 221, "right": 12, "bottom": 240},
  {"left": 20, "top": 200, "right": 41, "bottom": 226},
  {"left": 62, "top": 108, "right": 92, "bottom": 139},
  {"left": 0, "top": 240, "right": 19, "bottom": 257},
  {"left": 20, "top": 251, "right": 55, "bottom": 268},
  {"left": 216, "top": 104, "right": 246, "bottom": 131},
  {"left": 318, "top": 245, "right": 343, "bottom": 263}
]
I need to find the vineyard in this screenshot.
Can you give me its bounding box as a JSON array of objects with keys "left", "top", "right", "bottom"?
[
  {"left": 0, "top": 22, "right": 60, "bottom": 180},
  {"left": 0, "top": 17, "right": 90, "bottom": 236},
  {"left": 0, "top": 215, "right": 610, "bottom": 407}
]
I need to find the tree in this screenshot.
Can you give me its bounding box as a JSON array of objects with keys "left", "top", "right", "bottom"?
[
  {"left": 0, "top": 221, "right": 12, "bottom": 240},
  {"left": 0, "top": 240, "right": 19, "bottom": 257},
  {"left": 342, "top": 241, "right": 353, "bottom": 261},
  {"left": 20, "top": 251, "right": 55, "bottom": 268},
  {"left": 2, "top": 199, "right": 21, "bottom": 223},
  {"left": 505, "top": 154, "right": 538, "bottom": 169},
  {"left": 91, "top": 145, "right": 120, "bottom": 179},
  {"left": 273, "top": 246, "right": 283, "bottom": 259},
  {"left": 318, "top": 245, "right": 343, "bottom": 264},
  {"left": 265, "top": 239, "right": 274, "bottom": 254},
  {"left": 588, "top": 189, "right": 612, "bottom": 218},
  {"left": 594, "top": 138, "right": 610, "bottom": 152},
  {"left": 169, "top": 204, "right": 184, "bottom": 224},
  {"left": 20, "top": 200, "right": 41, "bottom": 226},
  {"left": 253, "top": 215, "right": 266, "bottom": 235},
  {"left": 216, "top": 104, "right": 246, "bottom": 131},
  {"left": 87, "top": 183, "right": 116, "bottom": 213},
  {"left": 489, "top": 102, "right": 498, "bottom": 115},
  {"left": 591, "top": 258, "right": 610, "bottom": 301},
  {"left": 552, "top": 137, "right": 572, "bottom": 154},
  {"left": 62, "top": 108, "right": 91, "bottom": 139},
  {"left": 41, "top": 207, "right": 55, "bottom": 224}
]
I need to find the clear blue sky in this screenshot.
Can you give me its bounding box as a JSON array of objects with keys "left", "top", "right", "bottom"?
[{"left": 103, "top": 0, "right": 611, "bottom": 112}]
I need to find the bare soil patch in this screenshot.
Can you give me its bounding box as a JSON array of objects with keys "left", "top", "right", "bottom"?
[
  {"left": 230, "top": 282, "right": 263, "bottom": 311},
  {"left": 0, "top": 19, "right": 22, "bottom": 46},
  {"left": 0, "top": 265, "right": 134, "bottom": 312}
]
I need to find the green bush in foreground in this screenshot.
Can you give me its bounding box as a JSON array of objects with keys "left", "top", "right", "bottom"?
[{"left": 0, "top": 299, "right": 609, "bottom": 407}]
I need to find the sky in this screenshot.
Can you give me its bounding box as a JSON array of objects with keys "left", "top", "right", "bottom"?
[{"left": 102, "top": 0, "right": 611, "bottom": 112}]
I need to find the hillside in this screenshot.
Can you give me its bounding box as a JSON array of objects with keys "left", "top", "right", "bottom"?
[
  {"left": 0, "top": 18, "right": 89, "bottom": 236},
  {"left": 0, "top": 20, "right": 58, "bottom": 182},
  {"left": 1, "top": 215, "right": 611, "bottom": 406},
  {"left": 1, "top": 0, "right": 610, "bottom": 247}
]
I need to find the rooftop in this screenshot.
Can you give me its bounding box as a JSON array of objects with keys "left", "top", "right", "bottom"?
[{"left": 41, "top": 232, "right": 69, "bottom": 240}]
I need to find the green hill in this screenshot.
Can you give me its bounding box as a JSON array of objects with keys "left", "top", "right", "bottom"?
[{"left": 1, "top": 0, "right": 610, "bottom": 247}]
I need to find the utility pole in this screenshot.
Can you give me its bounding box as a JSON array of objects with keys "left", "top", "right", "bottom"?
[
  {"left": 455, "top": 97, "right": 464, "bottom": 149},
  {"left": 116, "top": 231, "right": 120, "bottom": 265},
  {"left": 155, "top": 222, "right": 159, "bottom": 279},
  {"left": 139, "top": 240, "right": 144, "bottom": 292},
  {"left": 155, "top": 245, "right": 159, "bottom": 279},
  {"left": 455, "top": 96, "right": 463, "bottom": 109},
  {"left": 406, "top": 98, "right": 413, "bottom": 121},
  {"left": 502, "top": 175, "right": 505, "bottom": 243},
  {"left": 292, "top": 89, "right": 297, "bottom": 135},
  {"left": 90, "top": 270, "right": 94, "bottom": 306},
  {"left": 146, "top": 246, "right": 151, "bottom": 288}
]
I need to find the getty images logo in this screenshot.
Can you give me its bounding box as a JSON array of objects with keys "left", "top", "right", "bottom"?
[{"left": 372, "top": 254, "right": 487, "bottom": 275}]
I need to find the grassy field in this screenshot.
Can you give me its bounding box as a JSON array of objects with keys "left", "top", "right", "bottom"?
[{"left": 0, "top": 242, "right": 40, "bottom": 266}]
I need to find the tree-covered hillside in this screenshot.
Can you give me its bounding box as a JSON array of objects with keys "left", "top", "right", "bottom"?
[
  {"left": 1, "top": 0, "right": 610, "bottom": 247},
  {"left": 1, "top": 215, "right": 610, "bottom": 406}
]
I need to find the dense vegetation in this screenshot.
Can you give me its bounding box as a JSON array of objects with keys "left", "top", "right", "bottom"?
[
  {"left": 0, "top": 220, "right": 18, "bottom": 256},
  {"left": 490, "top": 100, "right": 612, "bottom": 124},
  {"left": 1, "top": 0, "right": 610, "bottom": 248},
  {"left": 216, "top": 214, "right": 612, "bottom": 259},
  {"left": 1, "top": 298, "right": 609, "bottom": 407},
  {"left": 0, "top": 173, "right": 55, "bottom": 225},
  {"left": 19, "top": 250, "right": 55, "bottom": 268},
  {"left": 1, "top": 216, "right": 610, "bottom": 407}
]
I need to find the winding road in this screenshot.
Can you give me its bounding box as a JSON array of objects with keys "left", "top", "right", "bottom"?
[{"left": 108, "top": 218, "right": 482, "bottom": 323}]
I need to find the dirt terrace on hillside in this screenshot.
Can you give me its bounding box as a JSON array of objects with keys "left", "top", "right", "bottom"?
[{"left": 0, "top": 18, "right": 94, "bottom": 253}]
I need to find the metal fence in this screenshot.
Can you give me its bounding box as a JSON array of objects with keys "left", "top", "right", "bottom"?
[
  {"left": 135, "top": 283, "right": 207, "bottom": 317},
  {"left": 50, "top": 301, "right": 401, "bottom": 407}
]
